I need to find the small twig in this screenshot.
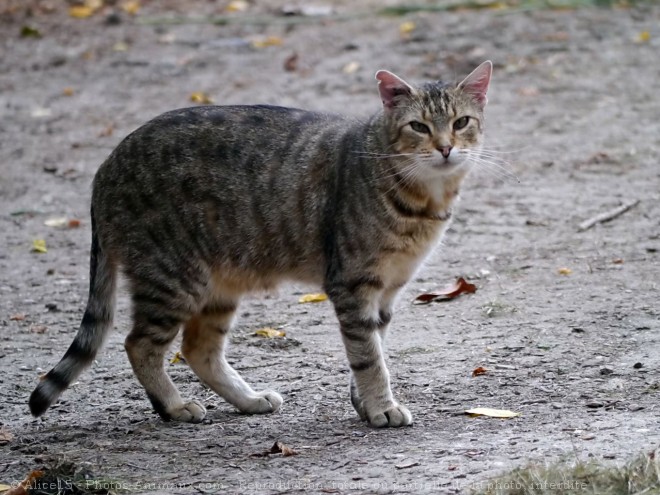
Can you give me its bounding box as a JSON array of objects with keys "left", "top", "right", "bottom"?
[{"left": 577, "top": 199, "right": 640, "bottom": 232}]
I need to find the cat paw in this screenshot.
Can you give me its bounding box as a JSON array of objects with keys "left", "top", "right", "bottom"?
[
  {"left": 350, "top": 384, "right": 367, "bottom": 421},
  {"left": 365, "top": 402, "right": 412, "bottom": 428},
  {"left": 168, "top": 400, "right": 206, "bottom": 423},
  {"left": 237, "top": 390, "right": 283, "bottom": 414}
]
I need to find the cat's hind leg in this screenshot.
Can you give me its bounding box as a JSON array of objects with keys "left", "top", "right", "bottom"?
[
  {"left": 125, "top": 306, "right": 206, "bottom": 423},
  {"left": 182, "top": 298, "right": 283, "bottom": 414}
]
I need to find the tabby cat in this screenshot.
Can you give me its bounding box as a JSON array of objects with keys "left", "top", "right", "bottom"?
[{"left": 29, "top": 61, "right": 492, "bottom": 427}]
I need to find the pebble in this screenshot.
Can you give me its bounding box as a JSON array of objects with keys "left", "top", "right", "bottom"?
[
  {"left": 586, "top": 401, "right": 604, "bottom": 408},
  {"left": 600, "top": 366, "right": 614, "bottom": 375}
]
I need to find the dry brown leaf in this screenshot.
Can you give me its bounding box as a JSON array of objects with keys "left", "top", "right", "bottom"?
[
  {"left": 0, "top": 427, "right": 13, "bottom": 445},
  {"left": 30, "top": 325, "right": 48, "bottom": 334},
  {"left": 472, "top": 366, "right": 488, "bottom": 377},
  {"left": 271, "top": 441, "right": 297, "bottom": 456},
  {"left": 284, "top": 53, "right": 299, "bottom": 72},
  {"left": 10, "top": 314, "right": 26, "bottom": 321},
  {"left": 558, "top": 267, "right": 572, "bottom": 275},
  {"left": 62, "top": 87, "right": 75, "bottom": 97},
  {"left": 5, "top": 469, "right": 43, "bottom": 495},
  {"left": 414, "top": 277, "right": 477, "bottom": 304},
  {"left": 251, "top": 441, "right": 298, "bottom": 457}
]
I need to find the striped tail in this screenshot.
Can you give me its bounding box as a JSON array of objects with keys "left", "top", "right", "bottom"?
[{"left": 29, "top": 209, "right": 116, "bottom": 417}]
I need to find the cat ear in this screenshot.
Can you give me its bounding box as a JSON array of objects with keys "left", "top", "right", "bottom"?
[
  {"left": 375, "top": 70, "right": 414, "bottom": 110},
  {"left": 458, "top": 60, "right": 492, "bottom": 107}
]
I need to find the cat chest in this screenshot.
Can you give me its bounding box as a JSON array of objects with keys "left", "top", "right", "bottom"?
[{"left": 377, "top": 223, "right": 445, "bottom": 287}]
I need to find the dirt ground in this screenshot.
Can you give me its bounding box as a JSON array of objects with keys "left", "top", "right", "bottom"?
[{"left": 1, "top": 1, "right": 659, "bottom": 493}]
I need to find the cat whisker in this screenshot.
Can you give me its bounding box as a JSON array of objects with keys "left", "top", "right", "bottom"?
[{"left": 468, "top": 156, "right": 520, "bottom": 183}]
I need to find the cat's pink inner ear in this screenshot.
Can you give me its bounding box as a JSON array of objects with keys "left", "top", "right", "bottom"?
[
  {"left": 458, "top": 60, "right": 493, "bottom": 107},
  {"left": 375, "top": 70, "right": 413, "bottom": 109}
]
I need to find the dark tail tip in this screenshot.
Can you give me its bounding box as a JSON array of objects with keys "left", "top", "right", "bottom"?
[{"left": 29, "top": 371, "right": 68, "bottom": 417}]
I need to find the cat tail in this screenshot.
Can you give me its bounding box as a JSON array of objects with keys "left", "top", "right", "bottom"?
[{"left": 29, "top": 207, "right": 117, "bottom": 417}]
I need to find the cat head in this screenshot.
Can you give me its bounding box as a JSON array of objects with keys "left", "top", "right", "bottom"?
[{"left": 375, "top": 61, "right": 492, "bottom": 177}]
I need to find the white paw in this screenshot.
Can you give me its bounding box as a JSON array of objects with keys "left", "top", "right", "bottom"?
[
  {"left": 238, "top": 390, "right": 283, "bottom": 414},
  {"left": 365, "top": 402, "right": 413, "bottom": 428},
  {"left": 169, "top": 400, "right": 206, "bottom": 423}
]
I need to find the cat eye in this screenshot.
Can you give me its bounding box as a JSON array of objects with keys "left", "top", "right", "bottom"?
[
  {"left": 410, "top": 121, "right": 431, "bottom": 134},
  {"left": 453, "top": 116, "right": 470, "bottom": 131}
]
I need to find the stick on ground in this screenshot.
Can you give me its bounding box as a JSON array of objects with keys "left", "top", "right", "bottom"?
[{"left": 578, "top": 199, "right": 640, "bottom": 232}]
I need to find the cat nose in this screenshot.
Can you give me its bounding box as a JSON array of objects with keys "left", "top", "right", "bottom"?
[{"left": 438, "top": 145, "right": 452, "bottom": 158}]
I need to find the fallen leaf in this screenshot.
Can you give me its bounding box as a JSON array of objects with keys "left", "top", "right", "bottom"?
[
  {"left": 611, "top": 258, "right": 624, "bottom": 264},
  {"left": 32, "top": 239, "right": 47, "bottom": 254},
  {"left": 414, "top": 277, "right": 477, "bottom": 304},
  {"left": 0, "top": 483, "right": 12, "bottom": 492},
  {"left": 395, "top": 460, "right": 420, "bottom": 470},
  {"left": 112, "top": 41, "right": 129, "bottom": 52},
  {"left": 251, "top": 440, "right": 298, "bottom": 457},
  {"left": 190, "top": 91, "right": 213, "bottom": 104},
  {"left": 472, "top": 366, "right": 488, "bottom": 377},
  {"left": 399, "top": 21, "right": 416, "bottom": 38},
  {"left": 44, "top": 217, "right": 68, "bottom": 228},
  {"left": 62, "top": 87, "right": 75, "bottom": 97},
  {"left": 298, "top": 293, "right": 328, "bottom": 303},
  {"left": 98, "top": 124, "right": 114, "bottom": 137},
  {"left": 342, "top": 61, "right": 360, "bottom": 74},
  {"left": 465, "top": 407, "right": 520, "bottom": 419},
  {"left": 558, "top": 267, "right": 572, "bottom": 275},
  {"left": 170, "top": 351, "right": 185, "bottom": 364},
  {"left": 226, "top": 0, "right": 249, "bottom": 12},
  {"left": 637, "top": 30, "right": 650, "bottom": 43},
  {"left": 20, "top": 26, "right": 42, "bottom": 38},
  {"left": 30, "top": 325, "right": 48, "bottom": 334},
  {"left": 5, "top": 470, "right": 44, "bottom": 495},
  {"left": 121, "top": 0, "right": 140, "bottom": 15},
  {"left": 10, "top": 314, "right": 26, "bottom": 321},
  {"left": 255, "top": 327, "right": 286, "bottom": 338},
  {"left": 284, "top": 52, "right": 299, "bottom": 72},
  {"left": 251, "top": 36, "right": 284, "bottom": 49},
  {"left": 0, "top": 427, "right": 13, "bottom": 445},
  {"left": 69, "top": 5, "right": 95, "bottom": 18}
]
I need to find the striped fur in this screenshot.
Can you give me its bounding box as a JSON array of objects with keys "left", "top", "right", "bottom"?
[{"left": 29, "top": 62, "right": 492, "bottom": 426}]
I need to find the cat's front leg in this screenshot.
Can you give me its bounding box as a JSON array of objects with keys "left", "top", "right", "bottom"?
[{"left": 329, "top": 283, "right": 412, "bottom": 427}]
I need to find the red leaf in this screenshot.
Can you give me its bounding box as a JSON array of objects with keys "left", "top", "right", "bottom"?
[{"left": 414, "top": 277, "right": 477, "bottom": 304}]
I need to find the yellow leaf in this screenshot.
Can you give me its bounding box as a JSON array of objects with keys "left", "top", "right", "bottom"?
[
  {"left": 558, "top": 267, "right": 572, "bottom": 275},
  {"left": 121, "top": 0, "right": 140, "bottom": 15},
  {"left": 190, "top": 91, "right": 213, "bottom": 104},
  {"left": 255, "top": 327, "right": 286, "bottom": 338},
  {"left": 32, "top": 239, "right": 47, "bottom": 253},
  {"left": 226, "top": 0, "right": 249, "bottom": 12},
  {"left": 399, "top": 21, "right": 416, "bottom": 36},
  {"left": 637, "top": 31, "right": 650, "bottom": 43},
  {"left": 465, "top": 407, "right": 520, "bottom": 419},
  {"left": 170, "top": 351, "right": 184, "bottom": 364},
  {"left": 69, "top": 6, "right": 95, "bottom": 18},
  {"left": 251, "top": 36, "right": 284, "bottom": 49},
  {"left": 298, "top": 293, "right": 328, "bottom": 303}
]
